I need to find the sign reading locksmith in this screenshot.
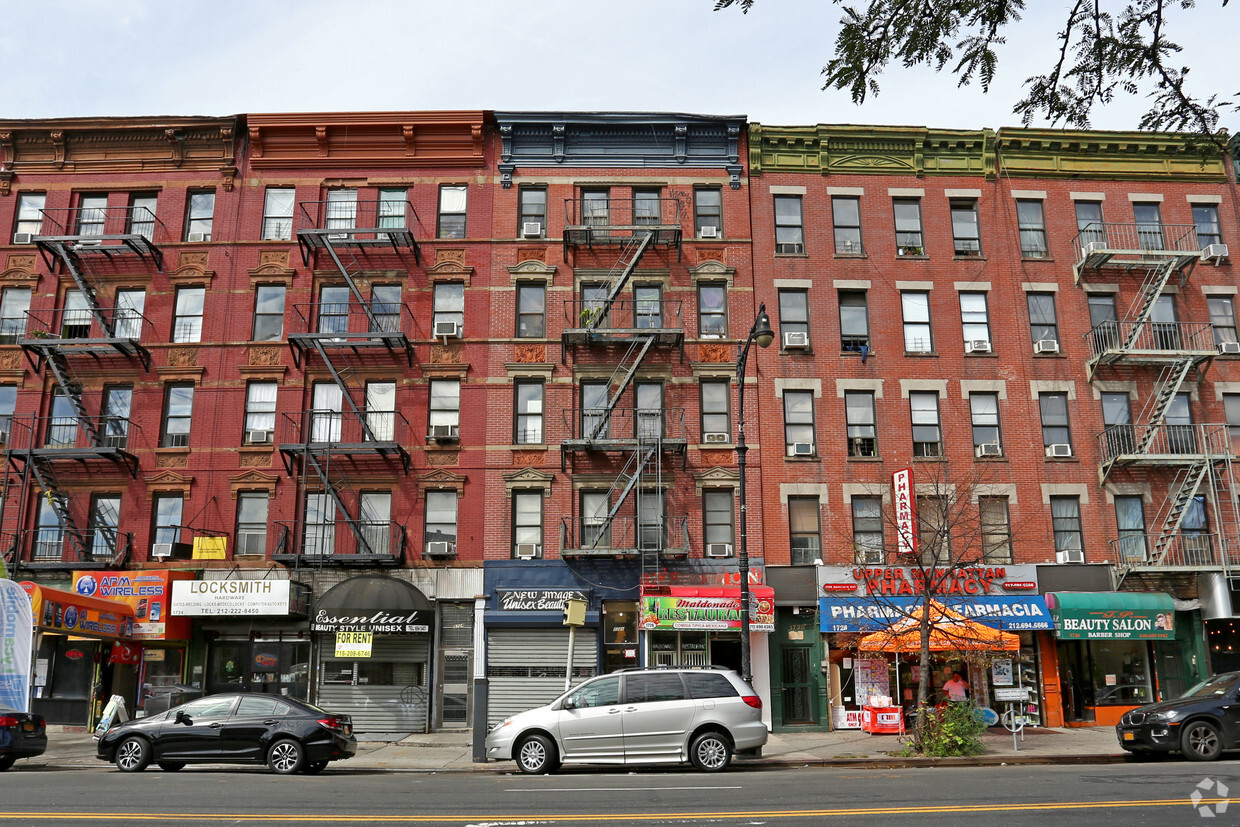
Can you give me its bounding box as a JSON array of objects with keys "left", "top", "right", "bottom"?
[
  {"left": 311, "top": 609, "right": 428, "bottom": 634},
  {"left": 171, "top": 580, "right": 292, "bottom": 616},
  {"left": 497, "top": 589, "right": 588, "bottom": 612}
]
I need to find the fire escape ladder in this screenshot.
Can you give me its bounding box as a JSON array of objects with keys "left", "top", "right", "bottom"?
[
  {"left": 1118, "top": 260, "right": 1175, "bottom": 351},
  {"left": 307, "top": 339, "right": 377, "bottom": 444},
  {"left": 1134, "top": 360, "right": 1194, "bottom": 454},
  {"left": 320, "top": 237, "right": 382, "bottom": 333},
  {"left": 592, "top": 337, "right": 656, "bottom": 432},
  {"left": 42, "top": 350, "right": 103, "bottom": 447},
  {"left": 27, "top": 457, "right": 91, "bottom": 560},
  {"left": 1149, "top": 463, "right": 1210, "bottom": 565},
  {"left": 43, "top": 242, "right": 116, "bottom": 339},
  {"left": 298, "top": 450, "right": 374, "bottom": 558},
  {"left": 599, "top": 232, "right": 655, "bottom": 313}
]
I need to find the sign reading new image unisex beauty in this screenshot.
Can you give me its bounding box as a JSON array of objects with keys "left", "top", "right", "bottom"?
[{"left": 172, "top": 580, "right": 293, "bottom": 616}]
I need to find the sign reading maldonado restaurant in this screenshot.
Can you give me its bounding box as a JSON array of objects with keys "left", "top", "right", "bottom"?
[{"left": 310, "top": 609, "right": 428, "bottom": 634}]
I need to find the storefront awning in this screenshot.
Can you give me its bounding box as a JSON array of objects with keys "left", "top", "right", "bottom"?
[
  {"left": 819, "top": 595, "right": 1052, "bottom": 633},
  {"left": 639, "top": 585, "right": 775, "bottom": 632},
  {"left": 310, "top": 575, "right": 433, "bottom": 633},
  {"left": 20, "top": 582, "right": 135, "bottom": 639},
  {"left": 1045, "top": 591, "right": 1176, "bottom": 640},
  {"left": 858, "top": 600, "right": 1020, "bottom": 653}
]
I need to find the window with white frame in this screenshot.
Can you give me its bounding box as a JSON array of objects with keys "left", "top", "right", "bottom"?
[
  {"left": 774, "top": 195, "right": 804, "bottom": 254},
  {"left": 377, "top": 188, "right": 406, "bottom": 232},
  {"left": 438, "top": 185, "right": 467, "bottom": 238},
  {"left": 1051, "top": 496, "right": 1083, "bottom": 560},
  {"left": 960, "top": 292, "right": 990, "bottom": 350},
  {"left": 76, "top": 194, "right": 107, "bottom": 237},
  {"left": 852, "top": 496, "right": 884, "bottom": 564},
  {"left": 252, "top": 285, "right": 285, "bottom": 342},
  {"left": 581, "top": 490, "right": 610, "bottom": 548},
  {"left": 303, "top": 492, "right": 337, "bottom": 556},
  {"left": 784, "top": 390, "right": 815, "bottom": 456},
  {"left": 515, "top": 381, "right": 544, "bottom": 444},
  {"left": 1133, "top": 202, "right": 1165, "bottom": 250},
  {"left": 909, "top": 391, "right": 942, "bottom": 457},
  {"left": 359, "top": 492, "right": 392, "bottom": 555},
  {"left": 0, "top": 385, "right": 15, "bottom": 442},
  {"left": 1017, "top": 199, "right": 1048, "bottom": 258},
  {"left": 969, "top": 393, "right": 1001, "bottom": 452},
  {"left": 518, "top": 187, "right": 547, "bottom": 237},
  {"left": 115, "top": 289, "right": 144, "bottom": 340},
  {"left": 429, "top": 379, "right": 461, "bottom": 439},
  {"left": 700, "top": 380, "right": 730, "bottom": 443},
  {"left": 980, "top": 496, "right": 1012, "bottom": 562},
  {"left": 950, "top": 199, "right": 981, "bottom": 256},
  {"left": 365, "top": 381, "right": 396, "bottom": 442},
  {"left": 13, "top": 192, "right": 45, "bottom": 241},
  {"left": 0, "top": 286, "right": 31, "bottom": 344},
  {"left": 262, "top": 187, "right": 295, "bottom": 240},
  {"left": 128, "top": 192, "right": 157, "bottom": 240},
  {"left": 901, "top": 291, "right": 932, "bottom": 352},
  {"left": 893, "top": 199, "right": 924, "bottom": 255},
  {"left": 698, "top": 283, "right": 727, "bottom": 337},
  {"left": 788, "top": 496, "right": 822, "bottom": 565},
  {"left": 1209, "top": 296, "right": 1238, "bottom": 346},
  {"left": 244, "top": 382, "right": 277, "bottom": 444},
  {"left": 184, "top": 190, "right": 215, "bottom": 241},
  {"left": 694, "top": 187, "right": 722, "bottom": 238},
  {"left": 832, "top": 196, "right": 862, "bottom": 255},
  {"left": 325, "top": 188, "right": 357, "bottom": 234},
  {"left": 1114, "top": 494, "right": 1147, "bottom": 562},
  {"left": 152, "top": 494, "right": 184, "bottom": 547},
  {"left": 370, "top": 285, "right": 401, "bottom": 334},
  {"left": 311, "top": 383, "right": 343, "bottom": 443},
  {"left": 845, "top": 390, "right": 876, "bottom": 457},
  {"left": 512, "top": 490, "right": 543, "bottom": 557},
  {"left": 173, "top": 286, "right": 205, "bottom": 343},
  {"left": 516, "top": 283, "right": 546, "bottom": 338},
  {"left": 779, "top": 289, "right": 809, "bottom": 347},
  {"left": 89, "top": 494, "right": 120, "bottom": 559},
  {"left": 703, "top": 490, "right": 734, "bottom": 555},
  {"left": 235, "top": 492, "right": 269, "bottom": 556},
  {"left": 433, "top": 283, "right": 464, "bottom": 335},
  {"left": 581, "top": 381, "right": 610, "bottom": 440},
  {"left": 161, "top": 383, "right": 194, "bottom": 447},
  {"left": 424, "top": 490, "right": 458, "bottom": 552}
]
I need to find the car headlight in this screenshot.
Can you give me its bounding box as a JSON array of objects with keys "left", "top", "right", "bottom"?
[
  {"left": 1148, "top": 710, "right": 1180, "bottom": 722},
  {"left": 489, "top": 719, "right": 512, "bottom": 734}
]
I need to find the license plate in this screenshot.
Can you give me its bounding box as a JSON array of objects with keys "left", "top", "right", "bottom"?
[
  {"left": 21, "top": 722, "right": 35, "bottom": 732},
  {"left": 1122, "top": 731, "right": 1135, "bottom": 741}
]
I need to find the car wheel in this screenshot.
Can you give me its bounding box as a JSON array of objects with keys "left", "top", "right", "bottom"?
[
  {"left": 0, "top": 756, "right": 16, "bottom": 771},
  {"left": 302, "top": 760, "right": 329, "bottom": 775},
  {"left": 115, "top": 737, "right": 151, "bottom": 773},
  {"left": 689, "top": 732, "right": 732, "bottom": 772},
  {"left": 267, "top": 739, "right": 305, "bottom": 774},
  {"left": 515, "top": 734, "right": 557, "bottom": 775},
  {"left": 157, "top": 762, "right": 186, "bottom": 772},
  {"left": 1181, "top": 720, "right": 1223, "bottom": 761}
]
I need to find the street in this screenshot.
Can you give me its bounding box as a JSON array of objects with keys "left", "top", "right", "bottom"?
[{"left": 2, "top": 761, "right": 1239, "bottom": 826}]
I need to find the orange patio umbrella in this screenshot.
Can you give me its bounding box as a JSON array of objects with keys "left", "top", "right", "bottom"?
[{"left": 858, "top": 599, "right": 1019, "bottom": 653}]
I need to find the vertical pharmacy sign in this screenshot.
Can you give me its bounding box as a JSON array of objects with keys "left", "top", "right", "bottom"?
[
  {"left": 892, "top": 467, "right": 918, "bottom": 558},
  {"left": 0, "top": 578, "right": 33, "bottom": 712}
]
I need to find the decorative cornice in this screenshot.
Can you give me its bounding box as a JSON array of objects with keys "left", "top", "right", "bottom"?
[
  {"left": 417, "top": 468, "right": 466, "bottom": 496},
  {"left": 144, "top": 469, "right": 194, "bottom": 498},
  {"left": 503, "top": 467, "right": 554, "bottom": 497},
  {"left": 228, "top": 469, "right": 279, "bottom": 497}
]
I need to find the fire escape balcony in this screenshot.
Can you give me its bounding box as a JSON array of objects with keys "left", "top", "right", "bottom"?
[
  {"left": 560, "top": 408, "right": 687, "bottom": 464},
  {"left": 1110, "top": 532, "right": 1230, "bottom": 570},
  {"left": 562, "top": 197, "right": 683, "bottom": 258},
  {"left": 1085, "top": 321, "right": 1216, "bottom": 378},
  {"left": 559, "top": 515, "right": 690, "bottom": 559},
  {"left": 1072, "top": 222, "right": 1202, "bottom": 284},
  {"left": 561, "top": 298, "right": 684, "bottom": 349},
  {"left": 286, "top": 301, "right": 415, "bottom": 368},
  {"left": 18, "top": 527, "right": 133, "bottom": 570},
  {"left": 33, "top": 206, "right": 164, "bottom": 271},
  {"left": 18, "top": 306, "right": 151, "bottom": 368},
  {"left": 276, "top": 409, "right": 411, "bottom": 474},
  {"left": 5, "top": 413, "right": 139, "bottom": 475},
  {"left": 271, "top": 520, "right": 407, "bottom": 567},
  {"left": 295, "top": 197, "right": 419, "bottom": 265},
  {"left": 1098, "top": 423, "right": 1230, "bottom": 477}
]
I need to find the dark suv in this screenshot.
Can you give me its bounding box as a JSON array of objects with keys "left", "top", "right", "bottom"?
[{"left": 1116, "top": 672, "right": 1240, "bottom": 761}]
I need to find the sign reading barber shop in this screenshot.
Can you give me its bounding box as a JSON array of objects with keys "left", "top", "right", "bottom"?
[
  {"left": 497, "top": 589, "right": 588, "bottom": 612},
  {"left": 310, "top": 609, "right": 428, "bottom": 634}
]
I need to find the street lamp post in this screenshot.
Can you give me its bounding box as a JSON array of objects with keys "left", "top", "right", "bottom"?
[{"left": 735, "top": 303, "right": 774, "bottom": 684}]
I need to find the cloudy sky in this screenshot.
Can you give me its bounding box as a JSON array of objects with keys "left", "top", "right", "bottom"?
[{"left": 2, "top": 0, "right": 1232, "bottom": 131}]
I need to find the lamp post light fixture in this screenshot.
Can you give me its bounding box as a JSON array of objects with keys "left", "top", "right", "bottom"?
[{"left": 735, "top": 302, "right": 774, "bottom": 684}]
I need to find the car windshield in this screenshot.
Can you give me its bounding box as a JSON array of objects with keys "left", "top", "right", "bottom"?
[{"left": 1180, "top": 674, "right": 1239, "bottom": 698}]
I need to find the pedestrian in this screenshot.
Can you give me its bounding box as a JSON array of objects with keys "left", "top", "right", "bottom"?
[{"left": 944, "top": 671, "right": 970, "bottom": 702}]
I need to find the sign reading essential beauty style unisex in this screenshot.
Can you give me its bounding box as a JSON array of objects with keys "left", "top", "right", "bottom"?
[
  {"left": 311, "top": 609, "right": 428, "bottom": 634},
  {"left": 497, "top": 589, "right": 588, "bottom": 611},
  {"left": 171, "top": 579, "right": 292, "bottom": 616}
]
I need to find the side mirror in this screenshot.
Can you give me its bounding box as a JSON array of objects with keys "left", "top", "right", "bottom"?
[
  {"left": 561, "top": 698, "right": 576, "bottom": 711},
  {"left": 174, "top": 710, "right": 189, "bottom": 725}
]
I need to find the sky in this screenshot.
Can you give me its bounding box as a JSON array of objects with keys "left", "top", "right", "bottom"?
[{"left": 1, "top": 0, "right": 1233, "bottom": 132}]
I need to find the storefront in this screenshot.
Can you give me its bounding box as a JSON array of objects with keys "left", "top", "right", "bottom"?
[
  {"left": 638, "top": 583, "right": 774, "bottom": 669},
  {"left": 1045, "top": 591, "right": 1176, "bottom": 727},
  {"left": 766, "top": 565, "right": 828, "bottom": 731},
  {"left": 818, "top": 565, "right": 1051, "bottom": 730},
  {"left": 20, "top": 581, "right": 135, "bottom": 727},
  {"left": 309, "top": 575, "right": 434, "bottom": 736}
]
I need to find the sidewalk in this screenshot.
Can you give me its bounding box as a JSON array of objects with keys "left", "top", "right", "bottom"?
[{"left": 22, "top": 724, "right": 1127, "bottom": 772}]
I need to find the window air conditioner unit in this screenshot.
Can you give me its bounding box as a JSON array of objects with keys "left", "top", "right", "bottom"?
[
  {"left": 1219, "top": 341, "right": 1240, "bottom": 355},
  {"left": 703, "top": 432, "right": 730, "bottom": 444},
  {"left": 1056, "top": 549, "right": 1085, "bottom": 565},
  {"left": 515, "top": 543, "right": 541, "bottom": 559},
  {"left": 975, "top": 442, "right": 1002, "bottom": 458},
  {"left": 1034, "top": 339, "right": 1060, "bottom": 355},
  {"left": 430, "top": 424, "right": 459, "bottom": 440},
  {"left": 151, "top": 543, "right": 173, "bottom": 558},
  {"left": 1203, "top": 243, "right": 1229, "bottom": 264},
  {"left": 1084, "top": 240, "right": 1107, "bottom": 256},
  {"left": 705, "top": 543, "right": 733, "bottom": 558},
  {"left": 792, "top": 442, "right": 814, "bottom": 456},
  {"left": 186, "top": 232, "right": 208, "bottom": 243},
  {"left": 698, "top": 225, "right": 719, "bottom": 239},
  {"left": 965, "top": 339, "right": 991, "bottom": 354},
  {"left": 434, "top": 320, "right": 460, "bottom": 338},
  {"left": 246, "top": 429, "right": 271, "bottom": 445},
  {"left": 1046, "top": 443, "right": 1073, "bottom": 458},
  {"left": 783, "top": 331, "right": 809, "bottom": 349},
  {"left": 425, "top": 541, "right": 456, "bottom": 557},
  {"left": 150, "top": 542, "right": 191, "bottom": 560},
  {"left": 522, "top": 222, "right": 543, "bottom": 238},
  {"left": 11, "top": 232, "right": 32, "bottom": 245},
  {"left": 775, "top": 242, "right": 804, "bottom": 255}
]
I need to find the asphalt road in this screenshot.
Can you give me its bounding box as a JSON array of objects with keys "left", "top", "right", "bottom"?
[{"left": 2, "top": 761, "right": 1240, "bottom": 826}]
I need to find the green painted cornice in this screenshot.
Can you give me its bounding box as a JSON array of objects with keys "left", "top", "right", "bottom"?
[{"left": 750, "top": 123, "right": 1227, "bottom": 182}]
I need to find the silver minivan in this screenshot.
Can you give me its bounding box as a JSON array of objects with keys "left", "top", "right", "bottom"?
[{"left": 484, "top": 667, "right": 767, "bottom": 773}]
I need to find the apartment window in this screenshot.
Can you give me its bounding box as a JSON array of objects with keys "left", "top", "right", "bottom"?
[
  {"left": 0, "top": 385, "right": 15, "bottom": 442},
  {"left": 46, "top": 391, "right": 74, "bottom": 447},
  {"left": 1151, "top": 293, "right": 1182, "bottom": 350},
  {"left": 846, "top": 390, "right": 877, "bottom": 457},
  {"left": 128, "top": 193, "right": 157, "bottom": 240},
  {"left": 515, "top": 381, "right": 544, "bottom": 444},
  {"left": 173, "top": 286, "right": 205, "bottom": 343},
  {"left": 13, "top": 192, "right": 45, "bottom": 241},
  {"left": 89, "top": 495, "right": 120, "bottom": 559},
  {"left": 1027, "top": 292, "right": 1059, "bottom": 346},
  {"left": 700, "top": 380, "right": 730, "bottom": 442},
  {"left": 101, "top": 386, "right": 130, "bottom": 450},
  {"left": 783, "top": 390, "right": 816, "bottom": 456},
  {"left": 917, "top": 495, "right": 947, "bottom": 566},
  {"left": 185, "top": 190, "right": 215, "bottom": 241},
  {"left": 909, "top": 392, "right": 942, "bottom": 457},
  {"left": 34, "top": 499, "right": 63, "bottom": 560},
  {"left": 433, "top": 283, "right": 464, "bottom": 334},
  {"left": 261, "top": 187, "right": 295, "bottom": 241},
  {"left": 152, "top": 494, "right": 184, "bottom": 546},
  {"left": 429, "top": 379, "right": 461, "bottom": 438},
  {"left": 581, "top": 382, "right": 609, "bottom": 440},
  {"left": 370, "top": 285, "right": 401, "bottom": 334},
  {"left": 1088, "top": 293, "right": 1119, "bottom": 353},
  {"left": 1193, "top": 204, "right": 1223, "bottom": 248},
  {"left": 512, "top": 490, "right": 543, "bottom": 557},
  {"left": 893, "top": 199, "right": 924, "bottom": 255},
  {"left": 788, "top": 496, "right": 822, "bottom": 565},
  {"left": 579, "top": 281, "right": 608, "bottom": 329},
  {"left": 321, "top": 189, "right": 356, "bottom": 236},
  {"left": 0, "top": 286, "right": 31, "bottom": 344},
  {"left": 235, "top": 492, "right": 269, "bottom": 556},
  {"left": 1039, "top": 392, "right": 1071, "bottom": 451},
  {"left": 1133, "top": 202, "right": 1164, "bottom": 250},
  {"left": 317, "top": 285, "right": 349, "bottom": 338},
  {"left": 774, "top": 195, "right": 804, "bottom": 254},
  {"left": 1051, "top": 496, "right": 1084, "bottom": 560},
  {"left": 516, "top": 283, "right": 545, "bottom": 338},
  {"left": 365, "top": 382, "right": 396, "bottom": 442},
  {"left": 244, "top": 382, "right": 277, "bottom": 443},
  {"left": 960, "top": 292, "right": 990, "bottom": 349},
  {"left": 637, "top": 490, "right": 667, "bottom": 550},
  {"left": 1209, "top": 296, "right": 1238, "bottom": 346},
  {"left": 424, "top": 490, "right": 458, "bottom": 551},
  {"left": 703, "top": 490, "right": 734, "bottom": 555},
  {"left": 694, "top": 187, "right": 722, "bottom": 238},
  {"left": 1225, "top": 394, "right": 1240, "bottom": 455},
  {"left": 778, "top": 289, "right": 809, "bottom": 346},
  {"left": 581, "top": 491, "right": 610, "bottom": 548},
  {"left": 62, "top": 290, "right": 90, "bottom": 339},
  {"left": 303, "top": 492, "right": 337, "bottom": 556},
  {"left": 950, "top": 199, "right": 981, "bottom": 256},
  {"left": 161, "top": 383, "right": 194, "bottom": 447},
  {"left": 634, "top": 284, "right": 662, "bottom": 329},
  {"left": 979, "top": 497, "right": 1012, "bottom": 562},
  {"left": 635, "top": 382, "right": 664, "bottom": 440},
  {"left": 1017, "top": 199, "right": 1049, "bottom": 258},
  {"left": 1075, "top": 201, "right": 1105, "bottom": 246},
  {"left": 1114, "top": 494, "right": 1147, "bottom": 562},
  {"left": 698, "top": 283, "right": 727, "bottom": 337},
  {"left": 518, "top": 187, "right": 547, "bottom": 237},
  {"left": 581, "top": 190, "right": 610, "bottom": 227},
  {"left": 438, "top": 185, "right": 467, "bottom": 239},
  {"left": 1101, "top": 391, "right": 1135, "bottom": 457},
  {"left": 828, "top": 195, "right": 863, "bottom": 255},
  {"left": 311, "top": 383, "right": 342, "bottom": 443},
  {"left": 359, "top": 492, "right": 392, "bottom": 555},
  {"left": 839, "top": 290, "right": 870, "bottom": 351},
  {"left": 77, "top": 194, "right": 107, "bottom": 237},
  {"left": 901, "top": 291, "right": 932, "bottom": 353},
  {"left": 969, "top": 393, "right": 1001, "bottom": 453},
  {"left": 252, "top": 285, "right": 286, "bottom": 342},
  {"left": 114, "top": 289, "right": 144, "bottom": 340},
  {"left": 633, "top": 189, "right": 661, "bottom": 226},
  {"left": 852, "top": 496, "right": 884, "bottom": 564},
  {"left": 377, "top": 188, "right": 406, "bottom": 232},
  {"left": 1167, "top": 393, "right": 1197, "bottom": 454}
]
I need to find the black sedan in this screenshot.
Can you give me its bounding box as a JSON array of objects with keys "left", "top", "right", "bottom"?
[
  {"left": 0, "top": 705, "right": 47, "bottom": 770},
  {"left": 96, "top": 692, "right": 356, "bottom": 774},
  {"left": 1116, "top": 671, "right": 1240, "bottom": 760}
]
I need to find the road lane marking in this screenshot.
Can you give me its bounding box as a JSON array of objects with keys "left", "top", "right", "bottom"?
[{"left": 503, "top": 786, "right": 743, "bottom": 792}]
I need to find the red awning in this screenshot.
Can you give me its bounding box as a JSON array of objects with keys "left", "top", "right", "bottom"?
[{"left": 663, "top": 585, "right": 776, "bottom": 600}]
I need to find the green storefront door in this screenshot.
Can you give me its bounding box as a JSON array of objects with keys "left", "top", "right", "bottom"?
[{"left": 771, "top": 610, "right": 827, "bottom": 730}]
